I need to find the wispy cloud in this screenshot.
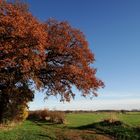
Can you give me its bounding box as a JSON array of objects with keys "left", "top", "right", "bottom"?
[{"left": 29, "top": 94, "right": 140, "bottom": 111}]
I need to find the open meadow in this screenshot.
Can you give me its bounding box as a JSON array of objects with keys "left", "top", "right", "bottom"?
[{"left": 0, "top": 111, "right": 140, "bottom": 140}]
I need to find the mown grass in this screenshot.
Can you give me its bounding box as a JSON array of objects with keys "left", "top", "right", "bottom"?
[
  {"left": 66, "top": 112, "right": 140, "bottom": 127},
  {"left": 65, "top": 112, "right": 109, "bottom": 128},
  {"left": 0, "top": 121, "right": 56, "bottom": 140},
  {"left": 0, "top": 112, "right": 140, "bottom": 140},
  {"left": 118, "top": 112, "right": 140, "bottom": 126}
]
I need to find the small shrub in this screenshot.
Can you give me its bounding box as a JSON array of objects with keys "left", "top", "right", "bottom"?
[
  {"left": 16, "top": 106, "right": 29, "bottom": 121},
  {"left": 39, "top": 109, "right": 49, "bottom": 120},
  {"left": 28, "top": 110, "right": 66, "bottom": 124},
  {"left": 49, "top": 111, "right": 65, "bottom": 124},
  {"left": 102, "top": 113, "right": 120, "bottom": 125},
  {"left": 28, "top": 109, "right": 49, "bottom": 120},
  {"left": 102, "top": 119, "right": 123, "bottom": 126}
]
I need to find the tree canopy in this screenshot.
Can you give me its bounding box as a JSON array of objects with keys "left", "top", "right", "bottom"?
[{"left": 0, "top": 0, "right": 104, "bottom": 122}]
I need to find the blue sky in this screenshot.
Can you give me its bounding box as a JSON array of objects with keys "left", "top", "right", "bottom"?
[{"left": 27, "top": 0, "right": 140, "bottom": 110}]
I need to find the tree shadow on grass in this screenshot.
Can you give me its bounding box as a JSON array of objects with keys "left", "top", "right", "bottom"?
[
  {"left": 27, "top": 119, "right": 140, "bottom": 140},
  {"left": 27, "top": 118, "right": 55, "bottom": 126},
  {"left": 70, "top": 121, "right": 140, "bottom": 140},
  {"left": 68, "top": 122, "right": 110, "bottom": 136},
  {"left": 37, "top": 134, "right": 56, "bottom": 140},
  {"left": 28, "top": 119, "right": 116, "bottom": 139}
]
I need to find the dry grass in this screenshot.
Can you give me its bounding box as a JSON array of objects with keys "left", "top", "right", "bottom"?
[{"left": 28, "top": 109, "right": 66, "bottom": 124}]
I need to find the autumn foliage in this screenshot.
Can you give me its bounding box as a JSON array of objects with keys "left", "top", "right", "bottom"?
[
  {"left": 0, "top": 0, "right": 104, "bottom": 123},
  {"left": 42, "top": 19, "right": 104, "bottom": 101}
]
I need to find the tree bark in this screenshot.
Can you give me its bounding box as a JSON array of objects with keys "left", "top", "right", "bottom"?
[{"left": 0, "top": 92, "right": 9, "bottom": 123}]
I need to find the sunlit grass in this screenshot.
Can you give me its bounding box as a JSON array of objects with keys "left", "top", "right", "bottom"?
[{"left": 0, "top": 112, "right": 140, "bottom": 140}]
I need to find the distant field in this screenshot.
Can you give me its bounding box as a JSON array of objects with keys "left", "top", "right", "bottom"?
[
  {"left": 0, "top": 112, "right": 140, "bottom": 140},
  {"left": 66, "top": 112, "right": 140, "bottom": 127}
]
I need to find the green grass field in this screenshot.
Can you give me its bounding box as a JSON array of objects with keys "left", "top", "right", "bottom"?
[
  {"left": 0, "top": 112, "right": 140, "bottom": 140},
  {"left": 66, "top": 112, "right": 140, "bottom": 127}
]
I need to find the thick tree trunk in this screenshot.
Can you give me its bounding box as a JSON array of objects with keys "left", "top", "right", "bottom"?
[{"left": 0, "top": 92, "right": 9, "bottom": 123}]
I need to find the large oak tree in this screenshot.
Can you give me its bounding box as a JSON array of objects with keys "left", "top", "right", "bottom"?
[
  {"left": 0, "top": 0, "right": 47, "bottom": 122},
  {"left": 0, "top": 0, "right": 104, "bottom": 122}
]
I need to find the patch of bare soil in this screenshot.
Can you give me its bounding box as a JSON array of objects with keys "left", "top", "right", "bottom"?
[{"left": 55, "top": 129, "right": 114, "bottom": 140}]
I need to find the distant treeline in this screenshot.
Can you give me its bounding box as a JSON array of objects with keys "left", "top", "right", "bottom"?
[
  {"left": 29, "top": 109, "right": 140, "bottom": 114},
  {"left": 65, "top": 109, "right": 140, "bottom": 113}
]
